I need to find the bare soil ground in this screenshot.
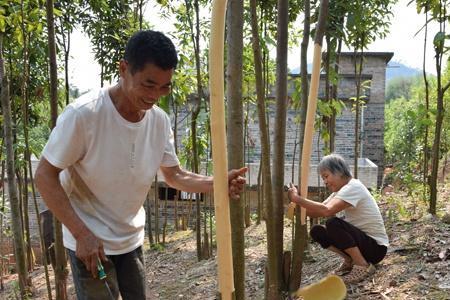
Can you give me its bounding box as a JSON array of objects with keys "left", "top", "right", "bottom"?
[{"left": 1, "top": 188, "right": 450, "bottom": 299}]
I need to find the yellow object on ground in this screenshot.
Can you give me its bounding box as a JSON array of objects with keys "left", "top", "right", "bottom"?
[{"left": 295, "top": 275, "right": 347, "bottom": 300}]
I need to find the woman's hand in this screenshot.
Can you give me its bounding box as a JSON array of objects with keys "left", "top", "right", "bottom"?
[
  {"left": 288, "top": 183, "right": 307, "bottom": 205},
  {"left": 287, "top": 183, "right": 299, "bottom": 203}
]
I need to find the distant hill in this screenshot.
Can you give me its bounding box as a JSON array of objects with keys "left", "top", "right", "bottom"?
[
  {"left": 386, "top": 62, "right": 422, "bottom": 81},
  {"left": 289, "top": 61, "right": 423, "bottom": 82}
]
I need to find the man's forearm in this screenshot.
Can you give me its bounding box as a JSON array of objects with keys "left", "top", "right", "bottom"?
[
  {"left": 164, "top": 168, "right": 214, "bottom": 193},
  {"left": 161, "top": 165, "right": 246, "bottom": 199},
  {"left": 35, "top": 165, "right": 91, "bottom": 240}
]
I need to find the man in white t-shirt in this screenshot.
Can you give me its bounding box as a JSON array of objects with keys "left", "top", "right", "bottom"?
[
  {"left": 288, "top": 154, "right": 388, "bottom": 284},
  {"left": 35, "top": 30, "right": 246, "bottom": 300}
]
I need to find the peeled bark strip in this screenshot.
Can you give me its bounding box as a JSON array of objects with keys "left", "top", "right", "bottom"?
[
  {"left": 209, "top": 0, "right": 235, "bottom": 298},
  {"left": 286, "top": 0, "right": 329, "bottom": 225}
]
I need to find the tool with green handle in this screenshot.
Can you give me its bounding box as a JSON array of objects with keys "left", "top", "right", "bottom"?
[{"left": 97, "top": 258, "right": 115, "bottom": 299}]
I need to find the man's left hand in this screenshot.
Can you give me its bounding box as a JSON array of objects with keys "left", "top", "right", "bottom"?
[{"left": 228, "top": 167, "right": 247, "bottom": 199}]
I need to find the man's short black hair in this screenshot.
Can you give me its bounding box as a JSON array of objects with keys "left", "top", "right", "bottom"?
[{"left": 124, "top": 30, "right": 178, "bottom": 74}]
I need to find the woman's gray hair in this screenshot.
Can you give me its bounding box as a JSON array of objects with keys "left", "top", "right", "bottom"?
[{"left": 318, "top": 154, "right": 352, "bottom": 178}]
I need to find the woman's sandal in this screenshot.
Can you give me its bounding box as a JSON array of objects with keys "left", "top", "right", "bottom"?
[
  {"left": 342, "top": 264, "right": 376, "bottom": 284},
  {"left": 333, "top": 261, "right": 353, "bottom": 276}
]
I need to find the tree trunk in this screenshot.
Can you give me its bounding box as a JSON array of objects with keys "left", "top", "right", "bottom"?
[
  {"left": 249, "top": 0, "right": 281, "bottom": 297},
  {"left": 136, "top": 0, "right": 145, "bottom": 30},
  {"left": 193, "top": 118, "right": 202, "bottom": 260},
  {"left": 186, "top": 193, "right": 194, "bottom": 230},
  {"left": 19, "top": 2, "right": 34, "bottom": 273},
  {"left": 226, "top": 0, "right": 245, "bottom": 297},
  {"left": 175, "top": 190, "right": 179, "bottom": 231},
  {"left": 294, "top": 0, "right": 328, "bottom": 291},
  {"left": 154, "top": 176, "right": 160, "bottom": 244},
  {"left": 429, "top": 40, "right": 448, "bottom": 215},
  {"left": 324, "top": 35, "right": 332, "bottom": 152},
  {"left": 193, "top": 0, "right": 202, "bottom": 261},
  {"left": 22, "top": 166, "right": 34, "bottom": 272},
  {"left": 272, "top": 0, "right": 289, "bottom": 292},
  {"left": 353, "top": 49, "right": 364, "bottom": 178},
  {"left": 201, "top": 194, "right": 210, "bottom": 259},
  {"left": 0, "top": 163, "right": 5, "bottom": 290},
  {"left": 244, "top": 102, "right": 251, "bottom": 228},
  {"left": 65, "top": 33, "right": 70, "bottom": 106},
  {"left": 20, "top": 29, "right": 53, "bottom": 293},
  {"left": 330, "top": 37, "right": 343, "bottom": 153},
  {"left": 203, "top": 129, "right": 212, "bottom": 259},
  {"left": 0, "top": 33, "right": 30, "bottom": 298},
  {"left": 209, "top": 193, "right": 213, "bottom": 257},
  {"left": 28, "top": 160, "right": 53, "bottom": 300},
  {"left": 422, "top": 10, "right": 430, "bottom": 200},
  {"left": 47, "top": 0, "right": 59, "bottom": 128},
  {"left": 184, "top": 0, "right": 204, "bottom": 261},
  {"left": 257, "top": 157, "right": 262, "bottom": 225},
  {"left": 60, "top": 19, "right": 71, "bottom": 106},
  {"left": 289, "top": 0, "right": 310, "bottom": 291},
  {"left": 429, "top": 89, "right": 444, "bottom": 214},
  {"left": 147, "top": 192, "right": 154, "bottom": 245},
  {"left": 162, "top": 186, "right": 168, "bottom": 245},
  {"left": 46, "top": 1, "right": 69, "bottom": 297},
  {"left": 171, "top": 94, "right": 180, "bottom": 231}
]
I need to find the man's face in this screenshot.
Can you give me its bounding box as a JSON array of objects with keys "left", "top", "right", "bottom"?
[{"left": 120, "top": 61, "right": 174, "bottom": 111}]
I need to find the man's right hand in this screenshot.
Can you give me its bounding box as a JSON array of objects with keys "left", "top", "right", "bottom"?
[{"left": 75, "top": 230, "right": 107, "bottom": 278}]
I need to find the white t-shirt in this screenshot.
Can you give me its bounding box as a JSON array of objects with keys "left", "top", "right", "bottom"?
[
  {"left": 42, "top": 88, "right": 180, "bottom": 254},
  {"left": 330, "top": 179, "right": 389, "bottom": 247}
]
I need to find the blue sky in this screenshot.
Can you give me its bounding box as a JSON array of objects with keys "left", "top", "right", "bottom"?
[{"left": 69, "top": 0, "right": 439, "bottom": 92}]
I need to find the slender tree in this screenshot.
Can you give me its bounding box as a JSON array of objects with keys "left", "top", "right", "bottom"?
[
  {"left": 183, "top": 0, "right": 205, "bottom": 260},
  {"left": 1, "top": 32, "right": 30, "bottom": 298},
  {"left": 249, "top": 0, "right": 279, "bottom": 297},
  {"left": 146, "top": 192, "right": 154, "bottom": 245},
  {"left": 429, "top": 0, "right": 450, "bottom": 214},
  {"left": 289, "top": 0, "right": 310, "bottom": 291},
  {"left": 421, "top": 4, "right": 431, "bottom": 200},
  {"left": 352, "top": 50, "right": 364, "bottom": 178},
  {"left": 133, "top": 0, "right": 147, "bottom": 30},
  {"left": 226, "top": 0, "right": 245, "bottom": 297},
  {"left": 19, "top": 0, "right": 34, "bottom": 273},
  {"left": 271, "top": 0, "right": 289, "bottom": 294},
  {"left": 0, "top": 161, "right": 5, "bottom": 290},
  {"left": 154, "top": 176, "right": 160, "bottom": 244},
  {"left": 56, "top": 0, "right": 80, "bottom": 106},
  {"left": 323, "top": 0, "right": 346, "bottom": 152},
  {"left": 46, "top": 0, "right": 69, "bottom": 298}
]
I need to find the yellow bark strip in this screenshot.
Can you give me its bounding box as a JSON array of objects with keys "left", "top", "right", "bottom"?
[
  {"left": 209, "top": 0, "right": 235, "bottom": 299},
  {"left": 286, "top": 44, "right": 323, "bottom": 224},
  {"left": 300, "top": 43, "right": 323, "bottom": 225}
]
